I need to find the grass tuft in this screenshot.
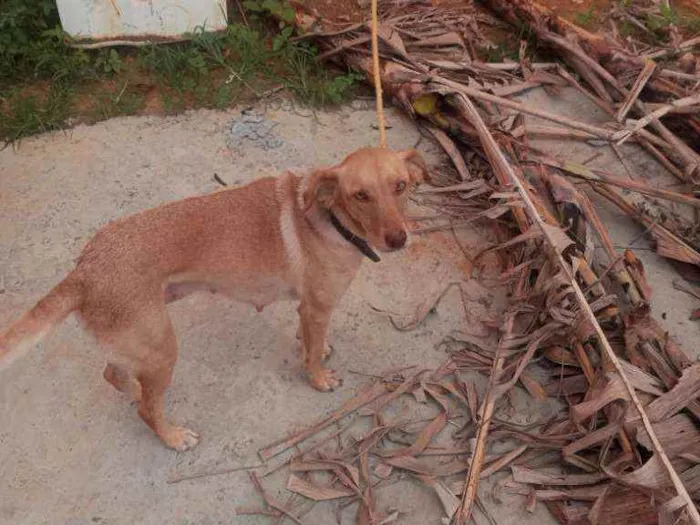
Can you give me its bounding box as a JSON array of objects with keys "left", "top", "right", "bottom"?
[{"left": 0, "top": 1, "right": 361, "bottom": 144}]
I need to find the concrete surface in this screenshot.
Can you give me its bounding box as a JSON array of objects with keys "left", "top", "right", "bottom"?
[{"left": 0, "top": 89, "right": 697, "bottom": 525}]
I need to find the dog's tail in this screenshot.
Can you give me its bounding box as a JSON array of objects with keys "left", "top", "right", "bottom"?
[{"left": 0, "top": 276, "right": 82, "bottom": 371}]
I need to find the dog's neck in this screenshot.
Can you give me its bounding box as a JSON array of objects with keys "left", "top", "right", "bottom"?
[{"left": 328, "top": 212, "right": 380, "bottom": 262}]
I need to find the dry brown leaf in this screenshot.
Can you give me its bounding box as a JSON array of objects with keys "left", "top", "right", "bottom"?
[
  {"left": 680, "top": 463, "right": 700, "bottom": 498},
  {"left": 286, "top": 473, "right": 355, "bottom": 501},
  {"left": 384, "top": 456, "right": 469, "bottom": 477},
  {"left": 378, "top": 413, "right": 447, "bottom": 458},
  {"left": 624, "top": 250, "right": 653, "bottom": 302},
  {"left": 570, "top": 373, "right": 630, "bottom": 424},
  {"left": 617, "top": 359, "right": 665, "bottom": 396},
  {"left": 540, "top": 222, "right": 575, "bottom": 254},
  {"left": 520, "top": 372, "right": 548, "bottom": 400},
  {"left": 587, "top": 485, "right": 609, "bottom": 525},
  {"left": 634, "top": 414, "right": 700, "bottom": 460},
  {"left": 377, "top": 510, "right": 400, "bottom": 524},
  {"left": 418, "top": 475, "right": 460, "bottom": 519},
  {"left": 290, "top": 460, "right": 361, "bottom": 489},
  {"left": 377, "top": 24, "right": 408, "bottom": 55},
  {"left": 385, "top": 283, "right": 459, "bottom": 332},
  {"left": 512, "top": 466, "right": 608, "bottom": 486},
  {"left": 480, "top": 445, "right": 528, "bottom": 479},
  {"left": 644, "top": 363, "right": 700, "bottom": 422},
  {"left": 410, "top": 32, "right": 465, "bottom": 49},
  {"left": 563, "top": 423, "right": 621, "bottom": 458},
  {"left": 374, "top": 462, "right": 393, "bottom": 480},
  {"left": 545, "top": 374, "right": 589, "bottom": 396},
  {"left": 534, "top": 486, "right": 609, "bottom": 502},
  {"left": 526, "top": 487, "right": 537, "bottom": 513},
  {"left": 425, "top": 126, "right": 472, "bottom": 181},
  {"left": 545, "top": 346, "right": 580, "bottom": 367},
  {"left": 605, "top": 455, "right": 671, "bottom": 492}
]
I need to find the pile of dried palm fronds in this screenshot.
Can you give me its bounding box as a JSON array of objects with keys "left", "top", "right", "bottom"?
[{"left": 238, "top": 0, "right": 700, "bottom": 523}]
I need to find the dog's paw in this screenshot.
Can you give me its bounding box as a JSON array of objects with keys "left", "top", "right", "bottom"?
[
  {"left": 309, "top": 368, "right": 343, "bottom": 392},
  {"left": 163, "top": 426, "right": 200, "bottom": 452}
]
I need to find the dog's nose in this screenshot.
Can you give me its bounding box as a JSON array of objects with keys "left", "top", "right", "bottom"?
[{"left": 385, "top": 230, "right": 407, "bottom": 249}]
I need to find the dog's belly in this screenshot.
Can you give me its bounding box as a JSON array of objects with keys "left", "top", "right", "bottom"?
[{"left": 165, "top": 276, "right": 299, "bottom": 311}]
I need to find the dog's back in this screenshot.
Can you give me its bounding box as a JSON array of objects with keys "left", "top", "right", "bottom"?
[{"left": 0, "top": 175, "right": 291, "bottom": 369}]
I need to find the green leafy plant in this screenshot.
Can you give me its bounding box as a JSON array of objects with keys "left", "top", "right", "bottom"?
[
  {"left": 243, "top": 0, "right": 295, "bottom": 24},
  {"left": 280, "top": 43, "right": 362, "bottom": 106},
  {"left": 95, "top": 49, "right": 123, "bottom": 75},
  {"left": 0, "top": 84, "right": 73, "bottom": 143},
  {"left": 243, "top": 0, "right": 296, "bottom": 51},
  {"left": 1, "top": 0, "right": 360, "bottom": 143}
]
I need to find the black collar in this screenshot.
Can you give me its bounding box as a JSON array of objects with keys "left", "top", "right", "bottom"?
[{"left": 329, "top": 212, "right": 381, "bottom": 262}]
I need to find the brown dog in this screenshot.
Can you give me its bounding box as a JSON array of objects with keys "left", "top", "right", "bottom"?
[{"left": 0, "top": 147, "right": 427, "bottom": 451}]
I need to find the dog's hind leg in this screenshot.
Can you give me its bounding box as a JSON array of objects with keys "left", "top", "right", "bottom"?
[
  {"left": 93, "top": 303, "right": 199, "bottom": 452},
  {"left": 103, "top": 363, "right": 142, "bottom": 402},
  {"left": 131, "top": 319, "right": 199, "bottom": 451}
]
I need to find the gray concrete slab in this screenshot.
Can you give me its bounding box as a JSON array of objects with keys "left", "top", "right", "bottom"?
[{"left": 1, "top": 89, "right": 697, "bottom": 525}]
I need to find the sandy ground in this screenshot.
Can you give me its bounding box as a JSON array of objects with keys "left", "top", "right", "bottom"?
[{"left": 0, "top": 90, "right": 698, "bottom": 525}]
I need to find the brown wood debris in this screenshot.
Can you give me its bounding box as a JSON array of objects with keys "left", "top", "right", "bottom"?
[{"left": 241, "top": 1, "right": 700, "bottom": 523}]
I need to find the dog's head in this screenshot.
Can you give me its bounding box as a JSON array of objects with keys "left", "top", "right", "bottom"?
[{"left": 303, "top": 147, "right": 428, "bottom": 252}]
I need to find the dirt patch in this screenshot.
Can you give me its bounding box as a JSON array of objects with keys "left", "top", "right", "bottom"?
[
  {"left": 301, "top": 0, "right": 366, "bottom": 22},
  {"left": 538, "top": 0, "right": 605, "bottom": 21}
]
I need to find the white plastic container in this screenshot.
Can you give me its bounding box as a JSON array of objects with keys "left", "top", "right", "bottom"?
[{"left": 56, "top": 0, "right": 228, "bottom": 47}]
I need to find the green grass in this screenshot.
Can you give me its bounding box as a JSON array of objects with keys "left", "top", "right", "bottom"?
[
  {"left": 1, "top": 84, "right": 75, "bottom": 143},
  {"left": 0, "top": 0, "right": 361, "bottom": 144},
  {"left": 641, "top": 4, "right": 700, "bottom": 45}
]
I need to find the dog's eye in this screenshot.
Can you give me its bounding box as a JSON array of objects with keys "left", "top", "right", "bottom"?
[
  {"left": 354, "top": 190, "right": 369, "bottom": 201},
  {"left": 396, "top": 180, "right": 407, "bottom": 194}
]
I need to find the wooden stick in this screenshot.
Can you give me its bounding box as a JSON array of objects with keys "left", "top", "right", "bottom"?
[
  {"left": 638, "top": 137, "right": 687, "bottom": 182},
  {"left": 632, "top": 99, "right": 700, "bottom": 175},
  {"left": 433, "top": 76, "right": 617, "bottom": 140},
  {"left": 616, "top": 60, "right": 657, "bottom": 123},
  {"left": 167, "top": 462, "right": 263, "bottom": 484},
  {"left": 533, "top": 156, "right": 700, "bottom": 208},
  {"left": 556, "top": 65, "right": 616, "bottom": 115},
  {"left": 451, "top": 92, "right": 700, "bottom": 525},
  {"left": 645, "top": 35, "right": 700, "bottom": 59},
  {"left": 425, "top": 125, "right": 472, "bottom": 181},
  {"left": 455, "top": 299, "right": 518, "bottom": 524},
  {"left": 614, "top": 94, "right": 700, "bottom": 145},
  {"left": 593, "top": 185, "right": 700, "bottom": 266}
]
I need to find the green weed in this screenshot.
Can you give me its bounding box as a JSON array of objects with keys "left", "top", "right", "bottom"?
[
  {"left": 279, "top": 44, "right": 362, "bottom": 106},
  {"left": 0, "top": 84, "right": 73, "bottom": 143},
  {"left": 0, "top": 0, "right": 362, "bottom": 144}
]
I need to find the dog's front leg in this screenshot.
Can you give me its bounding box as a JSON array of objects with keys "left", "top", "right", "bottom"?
[{"left": 298, "top": 297, "right": 342, "bottom": 392}]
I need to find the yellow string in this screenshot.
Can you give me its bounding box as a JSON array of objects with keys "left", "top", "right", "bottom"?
[{"left": 370, "top": 0, "right": 387, "bottom": 148}]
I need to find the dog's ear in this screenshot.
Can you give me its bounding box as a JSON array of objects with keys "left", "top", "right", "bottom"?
[
  {"left": 398, "top": 149, "right": 429, "bottom": 186},
  {"left": 303, "top": 168, "right": 339, "bottom": 212}
]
